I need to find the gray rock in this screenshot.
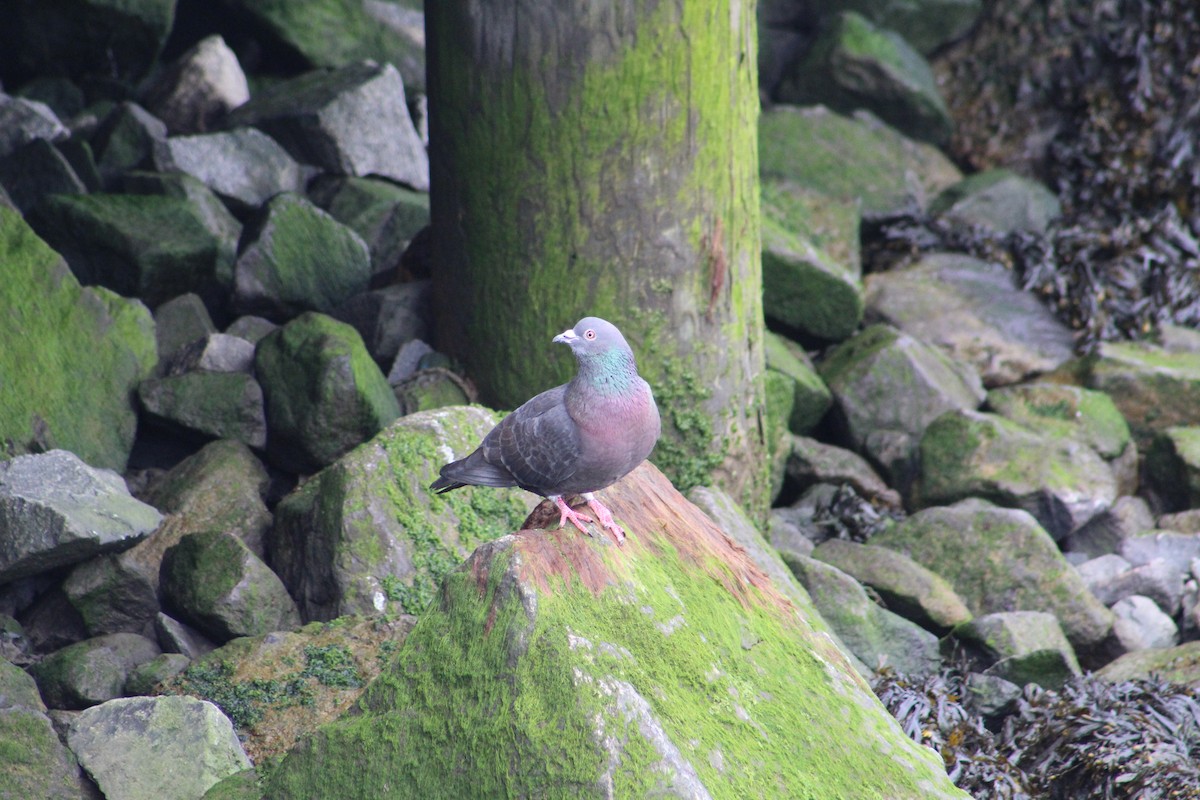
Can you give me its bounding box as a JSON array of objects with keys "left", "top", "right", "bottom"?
[
  {"left": 223, "top": 315, "right": 277, "bottom": 345},
  {"left": 160, "top": 530, "right": 300, "bottom": 643},
  {"left": 865, "top": 253, "right": 1076, "bottom": 387},
  {"left": 786, "top": 435, "right": 902, "bottom": 510},
  {"left": 123, "top": 653, "right": 191, "bottom": 696},
  {"left": 784, "top": 555, "right": 942, "bottom": 676},
  {"left": 255, "top": 312, "right": 400, "bottom": 473},
  {"left": 954, "top": 611, "right": 1081, "bottom": 689},
  {"left": 309, "top": 174, "right": 430, "bottom": 276},
  {"left": 28, "top": 192, "right": 234, "bottom": 307},
  {"left": 153, "top": 127, "right": 306, "bottom": 211},
  {"left": 0, "top": 451, "right": 161, "bottom": 585},
  {"left": 762, "top": 215, "right": 863, "bottom": 341},
  {"left": 1121, "top": 530, "right": 1200, "bottom": 572},
  {"left": 233, "top": 192, "right": 372, "bottom": 321},
  {"left": 90, "top": 102, "right": 168, "bottom": 185},
  {"left": 929, "top": 168, "right": 1061, "bottom": 235},
  {"left": 152, "top": 293, "right": 216, "bottom": 377},
  {"left": 0, "top": 654, "right": 43, "bottom": 710},
  {"left": 1076, "top": 554, "right": 1133, "bottom": 589},
  {"left": 965, "top": 672, "right": 1021, "bottom": 719},
  {"left": 0, "top": 137, "right": 86, "bottom": 213},
  {"left": 873, "top": 499, "right": 1114, "bottom": 656},
  {"left": 819, "top": 324, "right": 984, "bottom": 494},
  {"left": 140, "top": 439, "right": 272, "bottom": 557},
  {"left": 919, "top": 408, "right": 1117, "bottom": 539},
  {"left": 62, "top": 553, "right": 160, "bottom": 637},
  {"left": 331, "top": 281, "right": 430, "bottom": 367},
  {"left": 759, "top": 105, "right": 962, "bottom": 218},
  {"left": 811, "top": 539, "right": 972, "bottom": 634},
  {"left": 767, "top": 509, "right": 817, "bottom": 562},
  {"left": 229, "top": 61, "right": 428, "bottom": 190},
  {"left": 777, "top": 11, "right": 953, "bottom": 145},
  {"left": 0, "top": 94, "right": 67, "bottom": 158},
  {"left": 67, "top": 696, "right": 251, "bottom": 800},
  {"left": 1158, "top": 508, "right": 1200, "bottom": 534},
  {"left": 386, "top": 338, "right": 435, "bottom": 383},
  {"left": 1063, "top": 495, "right": 1154, "bottom": 560},
  {"left": 166, "top": 333, "right": 256, "bottom": 376},
  {"left": 763, "top": 332, "right": 833, "bottom": 434},
  {"left": 140, "top": 35, "right": 250, "bottom": 134},
  {"left": 30, "top": 632, "right": 161, "bottom": 709},
  {"left": 0, "top": 705, "right": 97, "bottom": 800},
  {"left": 153, "top": 613, "right": 215, "bottom": 660},
  {"left": 1110, "top": 595, "right": 1178, "bottom": 652},
  {"left": 1084, "top": 557, "right": 1183, "bottom": 615},
  {"left": 16, "top": 587, "right": 88, "bottom": 655},
  {"left": 137, "top": 372, "right": 267, "bottom": 449},
  {"left": 269, "top": 406, "right": 535, "bottom": 620},
  {"left": 392, "top": 368, "right": 473, "bottom": 416},
  {"left": 1084, "top": 340, "right": 1200, "bottom": 451},
  {"left": 803, "top": 0, "right": 982, "bottom": 55},
  {"left": 1145, "top": 426, "right": 1200, "bottom": 512}
]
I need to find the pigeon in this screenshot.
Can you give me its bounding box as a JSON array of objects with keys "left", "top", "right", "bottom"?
[{"left": 430, "top": 317, "right": 660, "bottom": 544}]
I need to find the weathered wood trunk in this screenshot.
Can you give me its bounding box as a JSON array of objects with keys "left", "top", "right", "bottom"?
[{"left": 428, "top": 0, "right": 768, "bottom": 513}]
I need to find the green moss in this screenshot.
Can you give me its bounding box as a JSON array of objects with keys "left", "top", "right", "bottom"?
[
  {"left": 175, "top": 660, "right": 313, "bottom": 730},
  {"left": 301, "top": 644, "right": 362, "bottom": 689},
  {"left": 262, "top": 534, "right": 963, "bottom": 798}
]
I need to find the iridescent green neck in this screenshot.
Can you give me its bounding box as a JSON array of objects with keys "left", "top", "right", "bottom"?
[{"left": 575, "top": 348, "right": 637, "bottom": 395}]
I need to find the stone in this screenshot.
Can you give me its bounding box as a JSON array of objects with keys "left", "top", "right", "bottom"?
[
  {"left": 759, "top": 105, "right": 961, "bottom": 218},
  {"left": 918, "top": 408, "right": 1117, "bottom": 539},
  {"left": 224, "top": 315, "right": 277, "bottom": 345},
  {"left": 777, "top": 11, "right": 953, "bottom": 145},
  {"left": 1110, "top": 595, "right": 1178, "bottom": 652},
  {"left": 0, "top": 95, "right": 68, "bottom": 159},
  {"left": 1084, "top": 557, "right": 1183, "bottom": 615},
  {"left": 819, "top": 324, "right": 984, "bottom": 494},
  {"left": 0, "top": 451, "right": 161, "bottom": 585},
  {"left": 123, "top": 652, "right": 191, "bottom": 696},
  {"left": 28, "top": 192, "right": 234, "bottom": 307},
  {"left": 157, "top": 615, "right": 415, "bottom": 763},
  {"left": 1083, "top": 340, "right": 1200, "bottom": 451},
  {"left": 767, "top": 509, "right": 817, "bottom": 562},
  {"left": 228, "top": 61, "right": 428, "bottom": 191},
  {"left": 761, "top": 216, "right": 863, "bottom": 342},
  {"left": 0, "top": 137, "right": 86, "bottom": 213},
  {"left": 803, "top": 0, "right": 982, "bottom": 55},
  {"left": 1120, "top": 530, "right": 1200, "bottom": 573},
  {"left": 812, "top": 539, "right": 972, "bottom": 634},
  {"left": 1063, "top": 496, "right": 1154, "bottom": 559},
  {"left": 309, "top": 175, "right": 431, "bottom": 276},
  {"left": 140, "top": 35, "right": 250, "bottom": 134},
  {"left": 160, "top": 530, "right": 300, "bottom": 643},
  {"left": 392, "top": 369, "right": 473, "bottom": 416},
  {"left": 29, "top": 632, "right": 160, "bottom": 709},
  {"left": 68, "top": 696, "right": 251, "bottom": 800},
  {"left": 90, "top": 102, "right": 168, "bottom": 186},
  {"left": 386, "top": 338, "right": 435, "bottom": 383},
  {"left": 953, "top": 611, "right": 1081, "bottom": 689},
  {"left": 864, "top": 253, "right": 1076, "bottom": 387},
  {"left": 153, "top": 613, "right": 216, "bottom": 660},
  {"left": 929, "top": 168, "right": 1061, "bottom": 235},
  {"left": 269, "top": 406, "right": 535, "bottom": 620},
  {"left": 137, "top": 372, "right": 267, "bottom": 450},
  {"left": 1097, "top": 641, "right": 1200, "bottom": 686},
  {"left": 872, "top": 499, "right": 1114, "bottom": 656},
  {"left": 0, "top": 209, "right": 157, "bottom": 470},
  {"left": 1145, "top": 426, "right": 1200, "bottom": 512},
  {"left": 166, "top": 333, "right": 256, "bottom": 376},
  {"left": 152, "top": 293, "right": 216, "bottom": 376},
  {"left": 152, "top": 127, "right": 306, "bottom": 212},
  {"left": 255, "top": 312, "right": 400, "bottom": 473},
  {"left": 786, "top": 436, "right": 902, "bottom": 510},
  {"left": 0, "top": 704, "right": 95, "bottom": 800},
  {"left": 62, "top": 552, "right": 160, "bottom": 638},
  {"left": 233, "top": 193, "right": 372, "bottom": 321},
  {"left": 260, "top": 461, "right": 965, "bottom": 799},
  {"left": 763, "top": 331, "right": 833, "bottom": 434},
  {"left": 330, "top": 281, "right": 430, "bottom": 367}
]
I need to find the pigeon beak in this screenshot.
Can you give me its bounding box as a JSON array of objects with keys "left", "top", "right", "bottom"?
[{"left": 553, "top": 328, "right": 578, "bottom": 345}]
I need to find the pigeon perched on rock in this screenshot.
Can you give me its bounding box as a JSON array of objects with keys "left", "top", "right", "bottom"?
[{"left": 430, "top": 317, "right": 660, "bottom": 544}]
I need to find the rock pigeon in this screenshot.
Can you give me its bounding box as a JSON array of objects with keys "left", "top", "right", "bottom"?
[{"left": 430, "top": 317, "right": 660, "bottom": 544}]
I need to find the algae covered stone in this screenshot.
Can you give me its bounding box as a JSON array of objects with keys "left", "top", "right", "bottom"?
[
  {"left": 0, "top": 208, "right": 156, "bottom": 471},
  {"left": 261, "top": 464, "right": 967, "bottom": 799},
  {"left": 269, "top": 406, "right": 536, "bottom": 620}
]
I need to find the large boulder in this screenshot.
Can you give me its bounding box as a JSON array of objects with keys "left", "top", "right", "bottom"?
[
  {"left": 0, "top": 209, "right": 156, "bottom": 470},
  {"left": 257, "top": 462, "right": 967, "bottom": 799}
]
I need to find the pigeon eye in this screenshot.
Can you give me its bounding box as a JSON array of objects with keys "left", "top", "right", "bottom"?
[{"left": 584, "top": 329, "right": 596, "bottom": 340}]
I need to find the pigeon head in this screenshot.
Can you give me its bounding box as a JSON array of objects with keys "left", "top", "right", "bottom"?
[{"left": 553, "top": 317, "right": 639, "bottom": 391}]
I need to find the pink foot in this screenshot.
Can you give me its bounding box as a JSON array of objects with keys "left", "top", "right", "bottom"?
[
  {"left": 553, "top": 495, "right": 594, "bottom": 535},
  {"left": 583, "top": 493, "right": 625, "bottom": 545}
]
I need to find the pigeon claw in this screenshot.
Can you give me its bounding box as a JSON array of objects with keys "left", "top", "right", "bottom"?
[
  {"left": 583, "top": 493, "right": 626, "bottom": 546},
  {"left": 553, "top": 495, "right": 595, "bottom": 536}
]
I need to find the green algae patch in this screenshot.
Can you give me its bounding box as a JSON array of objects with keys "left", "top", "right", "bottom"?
[
  {"left": 0, "top": 208, "right": 156, "bottom": 471},
  {"left": 262, "top": 464, "right": 966, "bottom": 799}
]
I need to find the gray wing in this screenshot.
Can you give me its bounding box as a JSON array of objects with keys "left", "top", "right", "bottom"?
[{"left": 479, "top": 385, "right": 581, "bottom": 496}]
